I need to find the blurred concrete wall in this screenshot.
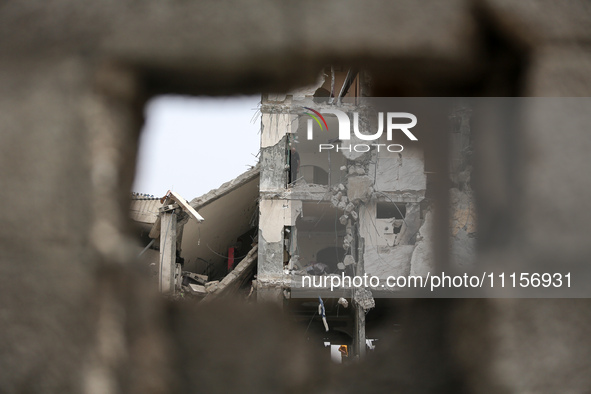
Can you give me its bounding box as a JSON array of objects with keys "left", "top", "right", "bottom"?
[{"left": 1, "top": 1, "right": 590, "bottom": 393}]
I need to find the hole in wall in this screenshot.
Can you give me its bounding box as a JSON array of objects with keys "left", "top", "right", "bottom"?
[{"left": 376, "top": 202, "right": 406, "bottom": 220}]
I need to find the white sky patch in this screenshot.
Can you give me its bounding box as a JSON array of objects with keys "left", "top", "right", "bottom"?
[{"left": 133, "top": 95, "right": 261, "bottom": 199}]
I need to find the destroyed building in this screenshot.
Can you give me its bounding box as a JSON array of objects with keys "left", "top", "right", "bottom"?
[
  {"left": 254, "top": 68, "right": 475, "bottom": 357},
  {"left": 131, "top": 164, "right": 260, "bottom": 298},
  {"left": 130, "top": 68, "right": 476, "bottom": 359},
  {"left": 6, "top": 1, "right": 591, "bottom": 391}
]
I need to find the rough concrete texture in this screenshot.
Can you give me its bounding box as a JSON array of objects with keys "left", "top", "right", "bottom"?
[
  {"left": 2, "top": 1, "right": 591, "bottom": 393},
  {"left": 395, "top": 203, "right": 422, "bottom": 246},
  {"left": 347, "top": 176, "right": 374, "bottom": 203},
  {"left": 364, "top": 245, "right": 415, "bottom": 280},
  {"left": 339, "top": 134, "right": 373, "bottom": 161},
  {"left": 450, "top": 188, "right": 477, "bottom": 268},
  {"left": 409, "top": 210, "right": 436, "bottom": 277},
  {"left": 261, "top": 113, "right": 293, "bottom": 148},
  {"left": 372, "top": 148, "right": 427, "bottom": 193},
  {"left": 259, "top": 199, "right": 301, "bottom": 243},
  {"left": 257, "top": 232, "right": 285, "bottom": 278},
  {"left": 260, "top": 136, "right": 288, "bottom": 191}
]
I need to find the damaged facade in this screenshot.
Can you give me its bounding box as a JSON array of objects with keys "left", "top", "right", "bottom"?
[
  {"left": 132, "top": 191, "right": 204, "bottom": 293},
  {"left": 129, "top": 68, "right": 476, "bottom": 359},
  {"left": 131, "top": 165, "right": 260, "bottom": 298},
  {"left": 256, "top": 68, "right": 476, "bottom": 357}
]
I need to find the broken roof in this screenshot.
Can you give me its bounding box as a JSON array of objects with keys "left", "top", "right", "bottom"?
[
  {"left": 182, "top": 164, "right": 260, "bottom": 273},
  {"left": 189, "top": 164, "right": 260, "bottom": 210}
]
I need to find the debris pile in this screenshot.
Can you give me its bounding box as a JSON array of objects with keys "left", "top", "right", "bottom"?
[{"left": 181, "top": 244, "right": 258, "bottom": 301}]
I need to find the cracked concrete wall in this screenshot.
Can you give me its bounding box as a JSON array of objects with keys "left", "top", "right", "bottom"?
[
  {"left": 259, "top": 199, "right": 302, "bottom": 244},
  {"left": 370, "top": 145, "right": 427, "bottom": 195},
  {"left": 260, "top": 136, "right": 288, "bottom": 192},
  {"left": 259, "top": 97, "right": 433, "bottom": 283},
  {"left": 360, "top": 200, "right": 423, "bottom": 280},
  {"left": 257, "top": 198, "right": 301, "bottom": 299},
  {"left": 261, "top": 113, "right": 294, "bottom": 149}
]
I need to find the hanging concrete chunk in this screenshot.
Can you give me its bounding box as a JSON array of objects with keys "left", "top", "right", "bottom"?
[
  {"left": 354, "top": 288, "right": 375, "bottom": 312},
  {"left": 331, "top": 196, "right": 340, "bottom": 208},
  {"left": 345, "top": 202, "right": 355, "bottom": 213},
  {"left": 338, "top": 297, "right": 349, "bottom": 308},
  {"left": 343, "top": 255, "right": 356, "bottom": 266},
  {"left": 347, "top": 176, "right": 373, "bottom": 203}
]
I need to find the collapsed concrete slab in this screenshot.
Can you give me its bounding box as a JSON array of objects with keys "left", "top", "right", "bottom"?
[
  {"left": 182, "top": 165, "right": 260, "bottom": 279},
  {"left": 203, "top": 244, "right": 258, "bottom": 300}
]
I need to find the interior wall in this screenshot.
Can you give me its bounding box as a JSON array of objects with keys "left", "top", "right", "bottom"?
[
  {"left": 181, "top": 176, "right": 259, "bottom": 277},
  {"left": 296, "top": 232, "right": 343, "bottom": 269}
]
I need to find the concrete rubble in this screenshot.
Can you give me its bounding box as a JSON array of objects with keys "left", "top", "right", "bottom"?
[
  {"left": 131, "top": 167, "right": 260, "bottom": 299},
  {"left": 128, "top": 72, "right": 478, "bottom": 362},
  {"left": 252, "top": 77, "right": 483, "bottom": 360}
]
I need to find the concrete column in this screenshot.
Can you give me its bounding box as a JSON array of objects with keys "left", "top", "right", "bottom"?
[
  {"left": 354, "top": 237, "right": 367, "bottom": 358},
  {"left": 354, "top": 300, "right": 366, "bottom": 359},
  {"left": 159, "top": 211, "right": 177, "bottom": 294}
]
